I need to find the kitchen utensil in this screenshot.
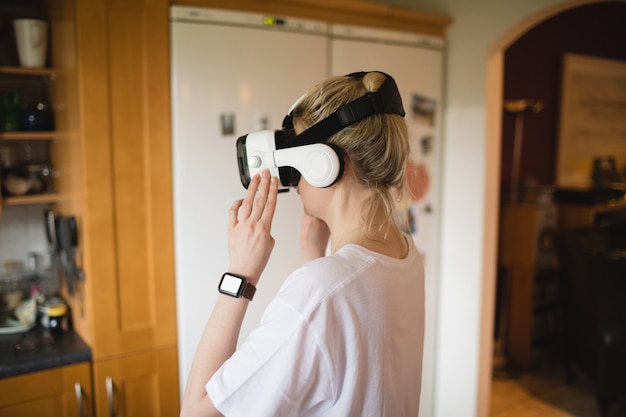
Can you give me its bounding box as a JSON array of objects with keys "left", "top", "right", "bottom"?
[
  {"left": 1, "top": 170, "right": 32, "bottom": 196},
  {"left": 44, "top": 209, "right": 56, "bottom": 250},
  {"left": 43, "top": 210, "right": 61, "bottom": 296},
  {"left": 44, "top": 210, "right": 61, "bottom": 295},
  {"left": 67, "top": 215, "right": 85, "bottom": 316},
  {"left": 56, "top": 215, "right": 75, "bottom": 296},
  {"left": 1, "top": 163, "right": 53, "bottom": 196},
  {"left": 0, "top": 316, "right": 36, "bottom": 335}
]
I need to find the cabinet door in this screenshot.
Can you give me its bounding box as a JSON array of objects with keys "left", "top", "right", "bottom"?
[
  {"left": 93, "top": 347, "right": 179, "bottom": 417},
  {"left": 73, "top": 0, "right": 176, "bottom": 358},
  {"left": 0, "top": 362, "right": 93, "bottom": 417}
]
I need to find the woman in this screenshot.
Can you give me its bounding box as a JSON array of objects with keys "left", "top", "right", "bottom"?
[{"left": 181, "top": 71, "right": 425, "bottom": 417}]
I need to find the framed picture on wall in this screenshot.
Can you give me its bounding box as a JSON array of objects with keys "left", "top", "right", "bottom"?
[{"left": 557, "top": 53, "right": 626, "bottom": 187}]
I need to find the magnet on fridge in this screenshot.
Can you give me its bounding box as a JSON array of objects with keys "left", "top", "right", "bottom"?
[
  {"left": 220, "top": 113, "right": 235, "bottom": 136},
  {"left": 252, "top": 112, "right": 269, "bottom": 131}
]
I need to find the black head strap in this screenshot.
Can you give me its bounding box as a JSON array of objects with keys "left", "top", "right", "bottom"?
[{"left": 284, "top": 71, "right": 405, "bottom": 147}]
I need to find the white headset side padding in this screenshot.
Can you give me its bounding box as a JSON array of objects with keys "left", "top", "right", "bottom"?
[{"left": 273, "top": 144, "right": 342, "bottom": 188}]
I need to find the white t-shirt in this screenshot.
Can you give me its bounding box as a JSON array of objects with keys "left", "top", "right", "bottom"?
[{"left": 207, "top": 239, "right": 425, "bottom": 417}]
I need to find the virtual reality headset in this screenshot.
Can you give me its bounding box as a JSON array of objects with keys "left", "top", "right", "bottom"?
[{"left": 236, "top": 71, "right": 405, "bottom": 191}]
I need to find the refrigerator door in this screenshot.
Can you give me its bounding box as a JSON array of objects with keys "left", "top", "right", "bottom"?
[
  {"left": 330, "top": 24, "right": 444, "bottom": 417},
  {"left": 170, "top": 6, "right": 327, "bottom": 391}
]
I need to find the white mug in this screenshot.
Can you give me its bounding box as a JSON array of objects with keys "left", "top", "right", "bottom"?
[{"left": 13, "top": 19, "right": 48, "bottom": 68}]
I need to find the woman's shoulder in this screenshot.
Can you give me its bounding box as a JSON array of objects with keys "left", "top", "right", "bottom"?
[
  {"left": 296, "top": 246, "right": 380, "bottom": 283},
  {"left": 285, "top": 254, "right": 356, "bottom": 290},
  {"left": 275, "top": 251, "right": 368, "bottom": 309}
]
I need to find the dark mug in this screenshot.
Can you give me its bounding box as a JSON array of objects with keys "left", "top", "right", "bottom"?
[{"left": 21, "top": 101, "right": 55, "bottom": 131}]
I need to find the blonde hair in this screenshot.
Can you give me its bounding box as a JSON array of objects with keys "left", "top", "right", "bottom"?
[{"left": 291, "top": 72, "right": 410, "bottom": 237}]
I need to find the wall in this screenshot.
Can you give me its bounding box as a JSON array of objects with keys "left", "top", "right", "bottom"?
[
  {"left": 501, "top": 1, "right": 626, "bottom": 189},
  {"left": 0, "top": 205, "right": 48, "bottom": 269}
]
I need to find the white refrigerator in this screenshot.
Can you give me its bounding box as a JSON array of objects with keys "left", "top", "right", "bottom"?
[
  {"left": 170, "top": 7, "right": 445, "bottom": 412},
  {"left": 170, "top": 5, "right": 328, "bottom": 396}
]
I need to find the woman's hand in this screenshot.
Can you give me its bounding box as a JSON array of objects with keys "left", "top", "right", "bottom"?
[
  {"left": 227, "top": 170, "right": 279, "bottom": 285},
  {"left": 300, "top": 213, "right": 330, "bottom": 265}
]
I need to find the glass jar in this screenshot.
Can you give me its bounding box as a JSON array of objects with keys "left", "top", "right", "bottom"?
[{"left": 0, "top": 261, "right": 26, "bottom": 313}]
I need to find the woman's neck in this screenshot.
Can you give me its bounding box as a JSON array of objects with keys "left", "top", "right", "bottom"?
[
  {"left": 320, "top": 166, "right": 408, "bottom": 259},
  {"left": 331, "top": 221, "right": 408, "bottom": 259}
]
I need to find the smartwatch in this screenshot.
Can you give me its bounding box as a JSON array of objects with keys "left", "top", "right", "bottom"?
[{"left": 218, "top": 272, "right": 256, "bottom": 301}]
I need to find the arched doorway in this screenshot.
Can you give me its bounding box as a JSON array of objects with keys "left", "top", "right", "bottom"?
[{"left": 484, "top": 0, "right": 626, "bottom": 415}]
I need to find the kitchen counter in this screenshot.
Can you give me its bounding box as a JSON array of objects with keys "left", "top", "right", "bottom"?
[{"left": 0, "top": 327, "right": 91, "bottom": 378}]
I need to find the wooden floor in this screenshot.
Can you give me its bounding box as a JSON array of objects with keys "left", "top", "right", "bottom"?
[{"left": 490, "top": 363, "right": 626, "bottom": 417}]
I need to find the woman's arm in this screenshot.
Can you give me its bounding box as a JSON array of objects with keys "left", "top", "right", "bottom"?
[{"left": 180, "top": 171, "right": 279, "bottom": 417}]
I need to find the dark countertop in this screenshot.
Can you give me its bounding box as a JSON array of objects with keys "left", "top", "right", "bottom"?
[{"left": 0, "top": 326, "right": 91, "bottom": 379}]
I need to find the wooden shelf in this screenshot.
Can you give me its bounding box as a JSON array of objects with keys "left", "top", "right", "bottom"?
[
  {"left": 0, "top": 66, "right": 56, "bottom": 77},
  {"left": 0, "top": 132, "right": 59, "bottom": 208},
  {"left": 0, "top": 131, "right": 59, "bottom": 141},
  {"left": 2, "top": 193, "right": 60, "bottom": 206}
]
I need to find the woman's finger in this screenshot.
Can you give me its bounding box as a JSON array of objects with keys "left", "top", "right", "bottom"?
[
  {"left": 249, "top": 171, "right": 271, "bottom": 222},
  {"left": 239, "top": 173, "right": 261, "bottom": 220},
  {"left": 260, "top": 176, "right": 278, "bottom": 226}
]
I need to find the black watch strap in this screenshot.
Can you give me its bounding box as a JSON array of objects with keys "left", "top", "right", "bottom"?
[{"left": 241, "top": 281, "right": 256, "bottom": 301}]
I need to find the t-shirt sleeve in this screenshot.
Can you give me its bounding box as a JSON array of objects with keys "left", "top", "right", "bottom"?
[{"left": 206, "top": 296, "right": 335, "bottom": 417}]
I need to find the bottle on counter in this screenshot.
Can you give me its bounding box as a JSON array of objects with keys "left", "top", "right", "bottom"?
[{"left": 38, "top": 296, "right": 69, "bottom": 332}]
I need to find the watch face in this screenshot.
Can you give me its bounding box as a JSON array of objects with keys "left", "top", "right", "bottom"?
[{"left": 219, "top": 273, "right": 243, "bottom": 296}]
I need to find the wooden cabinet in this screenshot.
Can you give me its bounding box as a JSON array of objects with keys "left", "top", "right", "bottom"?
[
  {"left": 2, "top": 0, "right": 177, "bottom": 413},
  {"left": 498, "top": 203, "right": 560, "bottom": 370},
  {"left": 49, "top": 0, "right": 180, "bottom": 413},
  {"left": 92, "top": 347, "right": 179, "bottom": 417},
  {"left": 66, "top": 0, "right": 177, "bottom": 354},
  {"left": 0, "top": 362, "right": 94, "bottom": 417}
]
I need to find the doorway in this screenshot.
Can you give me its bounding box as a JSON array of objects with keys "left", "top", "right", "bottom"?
[{"left": 485, "top": 1, "right": 626, "bottom": 416}]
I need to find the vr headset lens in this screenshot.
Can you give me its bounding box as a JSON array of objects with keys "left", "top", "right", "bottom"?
[{"left": 235, "top": 135, "right": 252, "bottom": 188}]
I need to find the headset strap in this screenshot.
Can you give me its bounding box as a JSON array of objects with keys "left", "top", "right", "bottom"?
[{"left": 285, "top": 72, "right": 405, "bottom": 147}]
